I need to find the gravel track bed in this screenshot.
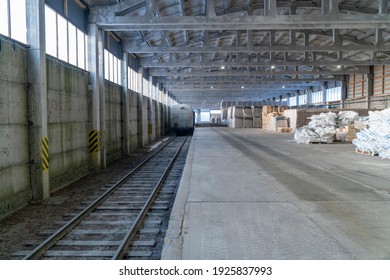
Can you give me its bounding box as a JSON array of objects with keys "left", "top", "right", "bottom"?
[{"left": 0, "top": 141, "right": 167, "bottom": 260}]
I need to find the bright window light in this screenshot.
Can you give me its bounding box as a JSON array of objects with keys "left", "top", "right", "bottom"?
[
  {"left": 45, "top": 6, "right": 57, "bottom": 57},
  {"left": 117, "top": 59, "right": 121, "bottom": 85},
  {"left": 0, "top": 0, "right": 8, "bottom": 36},
  {"left": 77, "top": 30, "right": 85, "bottom": 69},
  {"left": 104, "top": 49, "right": 109, "bottom": 80},
  {"left": 109, "top": 53, "right": 114, "bottom": 82},
  {"left": 68, "top": 23, "right": 77, "bottom": 66},
  {"left": 57, "top": 15, "right": 68, "bottom": 62},
  {"left": 113, "top": 56, "right": 118, "bottom": 84},
  {"left": 10, "top": 0, "right": 26, "bottom": 43}
]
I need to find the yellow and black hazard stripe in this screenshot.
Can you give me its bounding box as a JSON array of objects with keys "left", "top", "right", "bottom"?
[
  {"left": 148, "top": 123, "right": 153, "bottom": 135},
  {"left": 89, "top": 130, "right": 100, "bottom": 153},
  {"left": 42, "top": 137, "right": 49, "bottom": 171}
]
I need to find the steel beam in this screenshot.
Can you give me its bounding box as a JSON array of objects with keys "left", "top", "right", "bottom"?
[
  {"left": 139, "top": 57, "right": 390, "bottom": 67},
  {"left": 149, "top": 67, "right": 370, "bottom": 76},
  {"left": 90, "top": 8, "right": 390, "bottom": 31},
  {"left": 122, "top": 42, "right": 389, "bottom": 53}
]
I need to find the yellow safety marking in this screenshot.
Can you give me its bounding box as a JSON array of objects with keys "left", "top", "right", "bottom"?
[
  {"left": 89, "top": 130, "right": 100, "bottom": 153},
  {"left": 148, "top": 123, "right": 153, "bottom": 135},
  {"left": 42, "top": 137, "right": 49, "bottom": 171}
]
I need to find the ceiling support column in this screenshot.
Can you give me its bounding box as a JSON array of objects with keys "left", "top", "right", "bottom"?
[
  {"left": 87, "top": 23, "right": 103, "bottom": 171},
  {"left": 121, "top": 52, "right": 131, "bottom": 156},
  {"left": 26, "top": 0, "right": 49, "bottom": 202}
]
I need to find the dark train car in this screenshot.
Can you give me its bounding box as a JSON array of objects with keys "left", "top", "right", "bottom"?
[{"left": 170, "top": 104, "right": 195, "bottom": 136}]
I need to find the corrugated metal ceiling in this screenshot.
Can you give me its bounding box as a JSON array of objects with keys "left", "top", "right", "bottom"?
[{"left": 83, "top": 0, "right": 390, "bottom": 109}]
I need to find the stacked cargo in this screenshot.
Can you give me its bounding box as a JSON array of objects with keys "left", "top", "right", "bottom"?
[
  {"left": 294, "top": 112, "right": 337, "bottom": 144},
  {"left": 252, "top": 106, "right": 262, "bottom": 128},
  {"left": 243, "top": 106, "right": 253, "bottom": 128},
  {"left": 227, "top": 106, "right": 244, "bottom": 128},
  {"left": 294, "top": 111, "right": 360, "bottom": 144},
  {"left": 262, "top": 106, "right": 290, "bottom": 132},
  {"left": 335, "top": 111, "right": 360, "bottom": 143},
  {"left": 352, "top": 108, "right": 390, "bottom": 159}
]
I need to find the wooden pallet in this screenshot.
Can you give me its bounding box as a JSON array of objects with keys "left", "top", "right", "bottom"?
[{"left": 355, "top": 148, "right": 377, "bottom": 156}]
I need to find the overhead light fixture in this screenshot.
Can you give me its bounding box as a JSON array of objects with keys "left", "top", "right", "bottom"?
[
  {"left": 241, "top": 86, "right": 245, "bottom": 89},
  {"left": 282, "top": 85, "right": 285, "bottom": 88},
  {"left": 211, "top": 86, "right": 214, "bottom": 89},
  {"left": 271, "top": 65, "right": 275, "bottom": 69},
  {"left": 221, "top": 66, "right": 225, "bottom": 70},
  {"left": 337, "top": 65, "right": 342, "bottom": 69}
]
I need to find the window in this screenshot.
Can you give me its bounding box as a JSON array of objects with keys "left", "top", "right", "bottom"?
[
  {"left": 45, "top": 5, "right": 57, "bottom": 57},
  {"left": 128, "top": 67, "right": 139, "bottom": 92},
  {"left": 298, "top": 94, "right": 307, "bottom": 105},
  {"left": 311, "top": 91, "right": 324, "bottom": 104},
  {"left": 44, "top": 4, "right": 87, "bottom": 70},
  {"left": 104, "top": 50, "right": 109, "bottom": 80},
  {"left": 0, "top": 0, "right": 27, "bottom": 44},
  {"left": 10, "top": 0, "right": 26, "bottom": 43},
  {"left": 77, "top": 29, "right": 86, "bottom": 69},
  {"left": 68, "top": 23, "right": 77, "bottom": 66},
  {"left": 104, "top": 49, "right": 121, "bottom": 85},
  {"left": 0, "top": 0, "right": 9, "bottom": 36},
  {"left": 57, "top": 15, "right": 68, "bottom": 61},
  {"left": 201, "top": 111, "right": 210, "bottom": 122},
  {"left": 143, "top": 78, "right": 149, "bottom": 96},
  {"left": 288, "top": 96, "right": 297, "bottom": 107},
  {"left": 326, "top": 87, "right": 341, "bottom": 102}
]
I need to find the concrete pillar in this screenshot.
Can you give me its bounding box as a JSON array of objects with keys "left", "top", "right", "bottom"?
[
  {"left": 306, "top": 89, "right": 312, "bottom": 107},
  {"left": 121, "top": 52, "right": 131, "bottom": 156},
  {"left": 98, "top": 30, "right": 106, "bottom": 169},
  {"left": 148, "top": 98, "right": 156, "bottom": 142},
  {"left": 87, "top": 24, "right": 101, "bottom": 172},
  {"left": 26, "top": 0, "right": 49, "bottom": 202},
  {"left": 197, "top": 109, "right": 201, "bottom": 123},
  {"left": 137, "top": 67, "right": 145, "bottom": 147},
  {"left": 340, "top": 78, "right": 348, "bottom": 109},
  {"left": 322, "top": 82, "right": 328, "bottom": 108},
  {"left": 148, "top": 78, "right": 156, "bottom": 142},
  {"left": 367, "top": 66, "right": 374, "bottom": 97}
]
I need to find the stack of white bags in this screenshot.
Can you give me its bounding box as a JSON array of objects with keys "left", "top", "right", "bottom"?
[
  {"left": 294, "top": 112, "right": 337, "bottom": 144},
  {"left": 352, "top": 109, "right": 390, "bottom": 159}
]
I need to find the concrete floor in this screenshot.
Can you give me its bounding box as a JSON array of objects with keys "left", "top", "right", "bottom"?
[{"left": 162, "top": 127, "right": 390, "bottom": 260}]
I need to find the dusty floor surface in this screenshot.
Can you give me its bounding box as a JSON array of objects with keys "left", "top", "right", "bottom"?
[{"left": 0, "top": 143, "right": 162, "bottom": 259}]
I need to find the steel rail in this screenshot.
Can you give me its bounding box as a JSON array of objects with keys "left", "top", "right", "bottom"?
[
  {"left": 23, "top": 137, "right": 177, "bottom": 260},
  {"left": 112, "top": 136, "right": 188, "bottom": 259}
]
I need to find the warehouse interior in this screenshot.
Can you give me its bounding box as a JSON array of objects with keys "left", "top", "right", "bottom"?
[{"left": 1, "top": 0, "right": 390, "bottom": 260}]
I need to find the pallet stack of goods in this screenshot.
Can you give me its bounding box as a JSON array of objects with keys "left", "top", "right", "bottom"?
[
  {"left": 227, "top": 106, "right": 233, "bottom": 127},
  {"left": 283, "top": 108, "right": 370, "bottom": 129},
  {"left": 294, "top": 111, "right": 360, "bottom": 144},
  {"left": 262, "top": 106, "right": 290, "bottom": 132},
  {"left": 227, "top": 106, "right": 244, "bottom": 128},
  {"left": 243, "top": 106, "right": 253, "bottom": 128},
  {"left": 294, "top": 112, "right": 337, "bottom": 144},
  {"left": 352, "top": 108, "right": 390, "bottom": 159},
  {"left": 335, "top": 111, "right": 359, "bottom": 143},
  {"left": 252, "top": 106, "right": 262, "bottom": 128}
]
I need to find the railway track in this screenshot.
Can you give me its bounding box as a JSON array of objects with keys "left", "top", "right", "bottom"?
[{"left": 17, "top": 136, "right": 191, "bottom": 260}]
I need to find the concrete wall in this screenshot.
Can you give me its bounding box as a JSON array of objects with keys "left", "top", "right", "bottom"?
[
  {"left": 128, "top": 90, "right": 139, "bottom": 151},
  {"left": 0, "top": 39, "right": 169, "bottom": 218},
  {"left": 345, "top": 65, "right": 390, "bottom": 109},
  {"left": 142, "top": 97, "right": 149, "bottom": 146},
  {"left": 105, "top": 82, "right": 122, "bottom": 164},
  {"left": 46, "top": 57, "right": 90, "bottom": 191},
  {"left": 0, "top": 38, "right": 31, "bottom": 217}
]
